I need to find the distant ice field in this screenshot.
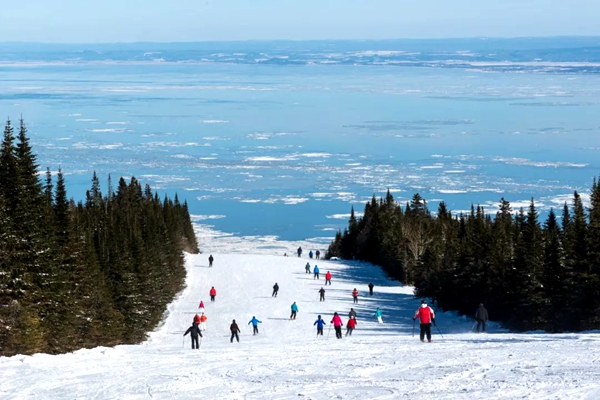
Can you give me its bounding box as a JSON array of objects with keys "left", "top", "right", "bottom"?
[{"left": 1, "top": 40, "right": 600, "bottom": 242}]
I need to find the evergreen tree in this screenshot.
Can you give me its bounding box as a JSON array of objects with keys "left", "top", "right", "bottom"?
[{"left": 542, "top": 209, "right": 569, "bottom": 331}]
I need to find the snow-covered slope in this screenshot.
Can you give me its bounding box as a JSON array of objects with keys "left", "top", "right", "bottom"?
[{"left": 2, "top": 249, "right": 600, "bottom": 399}]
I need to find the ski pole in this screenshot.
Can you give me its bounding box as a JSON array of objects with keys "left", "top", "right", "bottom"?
[
  {"left": 327, "top": 324, "right": 332, "bottom": 338},
  {"left": 412, "top": 319, "right": 415, "bottom": 337},
  {"left": 435, "top": 324, "right": 444, "bottom": 339},
  {"left": 182, "top": 336, "right": 185, "bottom": 348}
]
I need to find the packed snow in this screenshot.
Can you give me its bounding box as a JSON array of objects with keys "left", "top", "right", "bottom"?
[{"left": 2, "top": 232, "right": 600, "bottom": 399}]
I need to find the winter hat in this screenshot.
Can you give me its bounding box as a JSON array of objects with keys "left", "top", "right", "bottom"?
[
  {"left": 479, "top": 303, "right": 484, "bottom": 307},
  {"left": 318, "top": 315, "right": 321, "bottom": 318},
  {"left": 334, "top": 312, "right": 338, "bottom": 315},
  {"left": 421, "top": 300, "right": 426, "bottom": 304}
]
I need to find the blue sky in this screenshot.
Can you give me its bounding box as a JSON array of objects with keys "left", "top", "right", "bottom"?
[{"left": 1, "top": 0, "right": 599, "bottom": 42}]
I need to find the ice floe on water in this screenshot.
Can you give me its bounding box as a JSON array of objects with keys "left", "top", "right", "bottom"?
[{"left": 201, "top": 119, "right": 229, "bottom": 124}]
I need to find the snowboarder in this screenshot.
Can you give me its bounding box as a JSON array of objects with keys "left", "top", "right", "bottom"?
[
  {"left": 183, "top": 323, "right": 203, "bottom": 349},
  {"left": 348, "top": 308, "right": 357, "bottom": 320},
  {"left": 309, "top": 250, "right": 313, "bottom": 259},
  {"left": 345, "top": 316, "right": 356, "bottom": 336},
  {"left": 297, "top": 247, "right": 302, "bottom": 257},
  {"left": 248, "top": 316, "right": 262, "bottom": 335},
  {"left": 315, "top": 250, "right": 320, "bottom": 259},
  {"left": 198, "top": 300, "right": 205, "bottom": 312},
  {"left": 475, "top": 303, "right": 488, "bottom": 333},
  {"left": 193, "top": 313, "right": 201, "bottom": 326},
  {"left": 352, "top": 288, "right": 359, "bottom": 304},
  {"left": 209, "top": 286, "right": 217, "bottom": 302},
  {"left": 290, "top": 302, "right": 298, "bottom": 320},
  {"left": 199, "top": 313, "right": 208, "bottom": 331},
  {"left": 331, "top": 312, "right": 344, "bottom": 339},
  {"left": 414, "top": 300, "right": 436, "bottom": 343},
  {"left": 314, "top": 315, "right": 326, "bottom": 335},
  {"left": 319, "top": 287, "right": 326, "bottom": 301},
  {"left": 230, "top": 319, "right": 241, "bottom": 343},
  {"left": 325, "top": 271, "right": 332, "bottom": 285},
  {"left": 305, "top": 262, "right": 311, "bottom": 274},
  {"left": 313, "top": 265, "right": 320, "bottom": 280},
  {"left": 272, "top": 283, "right": 279, "bottom": 297},
  {"left": 368, "top": 282, "right": 374, "bottom": 296},
  {"left": 208, "top": 254, "right": 214, "bottom": 267},
  {"left": 375, "top": 307, "right": 383, "bottom": 323}
]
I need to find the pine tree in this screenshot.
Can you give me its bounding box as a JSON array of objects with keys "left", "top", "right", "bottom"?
[
  {"left": 542, "top": 209, "right": 569, "bottom": 332},
  {"left": 586, "top": 177, "right": 600, "bottom": 327}
]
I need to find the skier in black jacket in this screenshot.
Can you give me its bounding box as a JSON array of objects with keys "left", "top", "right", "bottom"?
[
  {"left": 184, "top": 323, "right": 203, "bottom": 349},
  {"left": 475, "top": 303, "right": 489, "bottom": 333},
  {"left": 272, "top": 283, "right": 279, "bottom": 297}
]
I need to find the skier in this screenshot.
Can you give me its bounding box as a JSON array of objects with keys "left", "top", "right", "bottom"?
[
  {"left": 319, "top": 287, "right": 326, "bottom": 301},
  {"left": 314, "top": 315, "right": 326, "bottom": 335},
  {"left": 309, "top": 250, "right": 313, "bottom": 259},
  {"left": 305, "top": 262, "right": 311, "bottom": 274},
  {"left": 375, "top": 307, "right": 383, "bottom": 323},
  {"left": 315, "top": 250, "right": 320, "bottom": 259},
  {"left": 475, "top": 303, "right": 489, "bottom": 333},
  {"left": 230, "top": 319, "right": 241, "bottom": 343},
  {"left": 352, "top": 288, "right": 359, "bottom": 304},
  {"left": 368, "top": 282, "right": 374, "bottom": 296},
  {"left": 198, "top": 300, "right": 205, "bottom": 312},
  {"left": 414, "top": 300, "right": 436, "bottom": 343},
  {"left": 313, "top": 265, "right": 320, "bottom": 280},
  {"left": 331, "top": 312, "right": 344, "bottom": 339},
  {"left": 183, "top": 322, "right": 203, "bottom": 349},
  {"left": 209, "top": 286, "right": 216, "bottom": 302},
  {"left": 348, "top": 308, "right": 357, "bottom": 320},
  {"left": 248, "top": 316, "right": 262, "bottom": 335},
  {"left": 346, "top": 316, "right": 356, "bottom": 336},
  {"left": 208, "top": 254, "right": 214, "bottom": 267},
  {"left": 325, "top": 271, "right": 332, "bottom": 285},
  {"left": 290, "top": 302, "right": 298, "bottom": 320},
  {"left": 199, "top": 313, "right": 208, "bottom": 331},
  {"left": 297, "top": 246, "right": 302, "bottom": 257},
  {"left": 193, "top": 313, "right": 201, "bottom": 326},
  {"left": 272, "top": 283, "right": 279, "bottom": 297}
]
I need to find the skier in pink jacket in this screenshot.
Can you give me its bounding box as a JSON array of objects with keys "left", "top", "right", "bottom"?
[{"left": 330, "top": 312, "right": 344, "bottom": 339}]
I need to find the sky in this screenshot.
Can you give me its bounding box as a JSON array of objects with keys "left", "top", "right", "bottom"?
[
  {"left": 2, "top": 228, "right": 600, "bottom": 399},
  {"left": 1, "top": 0, "right": 600, "bottom": 43}
]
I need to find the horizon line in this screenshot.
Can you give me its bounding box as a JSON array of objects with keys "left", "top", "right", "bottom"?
[{"left": 1, "top": 35, "right": 600, "bottom": 46}]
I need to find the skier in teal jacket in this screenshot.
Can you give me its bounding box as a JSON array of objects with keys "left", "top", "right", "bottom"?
[{"left": 290, "top": 302, "right": 299, "bottom": 320}]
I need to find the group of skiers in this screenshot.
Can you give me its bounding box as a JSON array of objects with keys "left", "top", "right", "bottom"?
[
  {"left": 183, "top": 255, "right": 490, "bottom": 349},
  {"left": 297, "top": 247, "right": 321, "bottom": 259}
]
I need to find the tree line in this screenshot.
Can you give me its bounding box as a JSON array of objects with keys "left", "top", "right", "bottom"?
[
  {"left": 327, "top": 182, "right": 600, "bottom": 332},
  {"left": 0, "top": 119, "right": 199, "bottom": 356}
]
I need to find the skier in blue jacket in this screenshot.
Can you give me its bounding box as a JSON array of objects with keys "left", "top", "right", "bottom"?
[
  {"left": 314, "top": 315, "right": 326, "bottom": 335},
  {"left": 290, "top": 302, "right": 299, "bottom": 320},
  {"left": 313, "top": 265, "right": 320, "bottom": 280},
  {"left": 248, "top": 316, "right": 262, "bottom": 335}
]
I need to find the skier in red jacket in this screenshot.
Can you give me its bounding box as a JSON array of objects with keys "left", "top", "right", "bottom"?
[
  {"left": 209, "top": 287, "right": 217, "bottom": 302},
  {"left": 325, "top": 271, "right": 332, "bottom": 285},
  {"left": 345, "top": 316, "right": 357, "bottom": 336},
  {"left": 414, "top": 300, "right": 436, "bottom": 342},
  {"left": 352, "top": 288, "right": 359, "bottom": 304}
]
